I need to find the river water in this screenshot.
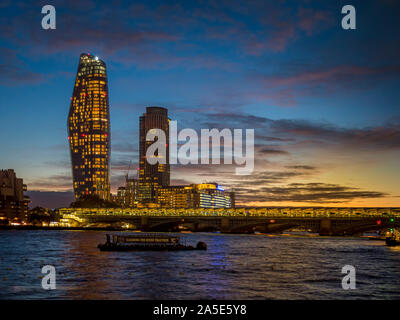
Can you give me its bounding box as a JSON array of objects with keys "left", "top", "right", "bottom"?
[{"left": 0, "top": 230, "right": 399, "bottom": 299}]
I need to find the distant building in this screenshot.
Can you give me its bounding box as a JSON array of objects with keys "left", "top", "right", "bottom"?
[
  {"left": 0, "top": 169, "right": 29, "bottom": 222},
  {"left": 156, "top": 183, "right": 234, "bottom": 209},
  {"left": 229, "top": 190, "right": 236, "bottom": 209},
  {"left": 125, "top": 178, "right": 139, "bottom": 207},
  {"left": 156, "top": 185, "right": 194, "bottom": 208},
  {"left": 115, "top": 177, "right": 139, "bottom": 207},
  {"left": 115, "top": 186, "right": 126, "bottom": 205},
  {"left": 138, "top": 106, "right": 170, "bottom": 203},
  {"left": 68, "top": 53, "right": 111, "bottom": 201}
]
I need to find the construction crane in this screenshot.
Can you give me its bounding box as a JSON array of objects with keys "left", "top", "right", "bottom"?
[{"left": 125, "top": 160, "right": 132, "bottom": 182}]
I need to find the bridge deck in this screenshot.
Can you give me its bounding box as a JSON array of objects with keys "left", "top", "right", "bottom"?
[{"left": 59, "top": 207, "right": 400, "bottom": 218}]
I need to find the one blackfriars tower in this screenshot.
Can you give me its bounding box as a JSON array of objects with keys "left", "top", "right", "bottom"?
[
  {"left": 68, "top": 53, "right": 111, "bottom": 200},
  {"left": 138, "top": 106, "right": 170, "bottom": 203}
]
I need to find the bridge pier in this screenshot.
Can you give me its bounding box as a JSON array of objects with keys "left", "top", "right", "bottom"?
[
  {"left": 319, "top": 219, "right": 332, "bottom": 236},
  {"left": 221, "top": 217, "right": 231, "bottom": 233},
  {"left": 140, "top": 216, "right": 149, "bottom": 231}
]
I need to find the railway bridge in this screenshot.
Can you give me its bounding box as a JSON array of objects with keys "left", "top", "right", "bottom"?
[{"left": 59, "top": 207, "right": 400, "bottom": 235}]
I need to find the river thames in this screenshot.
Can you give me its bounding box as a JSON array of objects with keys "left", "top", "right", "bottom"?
[{"left": 1, "top": 230, "right": 399, "bottom": 299}]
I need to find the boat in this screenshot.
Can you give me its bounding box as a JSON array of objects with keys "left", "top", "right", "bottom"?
[
  {"left": 97, "top": 233, "right": 207, "bottom": 251},
  {"left": 385, "top": 229, "right": 400, "bottom": 247}
]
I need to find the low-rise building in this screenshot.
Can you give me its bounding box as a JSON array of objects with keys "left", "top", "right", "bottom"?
[
  {"left": 156, "top": 183, "right": 234, "bottom": 209},
  {"left": 0, "top": 169, "right": 29, "bottom": 223},
  {"left": 115, "top": 177, "right": 139, "bottom": 207}
]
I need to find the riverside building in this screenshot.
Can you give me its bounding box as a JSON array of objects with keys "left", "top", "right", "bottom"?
[{"left": 0, "top": 169, "right": 29, "bottom": 223}]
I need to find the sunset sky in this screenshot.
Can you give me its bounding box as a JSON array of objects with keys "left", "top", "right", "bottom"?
[{"left": 0, "top": 0, "right": 400, "bottom": 208}]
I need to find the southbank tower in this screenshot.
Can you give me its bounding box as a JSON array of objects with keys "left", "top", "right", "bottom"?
[
  {"left": 68, "top": 53, "right": 111, "bottom": 200},
  {"left": 138, "top": 107, "right": 170, "bottom": 203}
]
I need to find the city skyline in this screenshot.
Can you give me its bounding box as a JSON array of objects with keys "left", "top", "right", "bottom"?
[{"left": 1, "top": 1, "right": 400, "bottom": 208}]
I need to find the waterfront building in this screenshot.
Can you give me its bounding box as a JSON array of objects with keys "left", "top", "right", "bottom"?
[
  {"left": 156, "top": 183, "right": 234, "bottom": 209},
  {"left": 156, "top": 185, "right": 194, "bottom": 208},
  {"left": 0, "top": 169, "right": 29, "bottom": 223},
  {"left": 68, "top": 53, "right": 111, "bottom": 200},
  {"left": 138, "top": 106, "right": 170, "bottom": 203}
]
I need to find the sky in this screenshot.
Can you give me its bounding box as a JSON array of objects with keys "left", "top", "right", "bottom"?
[{"left": 0, "top": 0, "right": 400, "bottom": 208}]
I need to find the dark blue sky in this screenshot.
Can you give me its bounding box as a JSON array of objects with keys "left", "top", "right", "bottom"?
[{"left": 1, "top": 0, "right": 399, "bottom": 208}]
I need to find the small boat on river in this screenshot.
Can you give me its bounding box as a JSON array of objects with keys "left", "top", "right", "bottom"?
[
  {"left": 98, "top": 233, "right": 207, "bottom": 251},
  {"left": 385, "top": 229, "right": 400, "bottom": 247}
]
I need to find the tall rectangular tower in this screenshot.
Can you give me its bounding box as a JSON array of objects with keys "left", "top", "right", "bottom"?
[
  {"left": 138, "top": 106, "right": 170, "bottom": 203},
  {"left": 68, "top": 53, "right": 111, "bottom": 200}
]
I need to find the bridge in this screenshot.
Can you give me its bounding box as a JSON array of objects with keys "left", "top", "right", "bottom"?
[{"left": 59, "top": 207, "right": 400, "bottom": 236}]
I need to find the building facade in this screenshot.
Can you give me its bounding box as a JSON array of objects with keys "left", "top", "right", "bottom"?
[
  {"left": 156, "top": 183, "right": 234, "bottom": 209},
  {"left": 68, "top": 53, "right": 111, "bottom": 200},
  {"left": 138, "top": 107, "right": 170, "bottom": 203},
  {"left": 115, "top": 177, "right": 139, "bottom": 207},
  {"left": 0, "top": 169, "right": 29, "bottom": 222}
]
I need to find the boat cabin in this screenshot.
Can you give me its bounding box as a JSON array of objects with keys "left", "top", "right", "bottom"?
[{"left": 106, "top": 233, "right": 180, "bottom": 245}]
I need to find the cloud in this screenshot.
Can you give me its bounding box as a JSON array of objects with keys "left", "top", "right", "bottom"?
[
  {"left": 27, "top": 173, "right": 72, "bottom": 191},
  {"left": 170, "top": 178, "right": 193, "bottom": 186},
  {"left": 0, "top": 1, "right": 338, "bottom": 72},
  {"left": 258, "top": 135, "right": 296, "bottom": 143},
  {"left": 112, "top": 143, "right": 138, "bottom": 154},
  {"left": 168, "top": 160, "right": 389, "bottom": 204},
  {"left": 256, "top": 64, "right": 400, "bottom": 106},
  {"left": 0, "top": 48, "right": 45, "bottom": 85},
  {"left": 258, "top": 147, "right": 289, "bottom": 156},
  {"left": 27, "top": 190, "right": 74, "bottom": 209},
  {"left": 234, "top": 183, "right": 387, "bottom": 203},
  {"left": 200, "top": 112, "right": 400, "bottom": 152},
  {"left": 246, "top": 4, "right": 334, "bottom": 54},
  {"left": 297, "top": 7, "right": 333, "bottom": 36},
  {"left": 0, "top": 0, "right": 241, "bottom": 71},
  {"left": 286, "top": 165, "right": 316, "bottom": 170},
  {"left": 269, "top": 118, "right": 400, "bottom": 151},
  {"left": 262, "top": 65, "right": 400, "bottom": 88}
]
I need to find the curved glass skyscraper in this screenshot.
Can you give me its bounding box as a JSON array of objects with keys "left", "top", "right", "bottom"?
[{"left": 68, "top": 53, "right": 110, "bottom": 200}]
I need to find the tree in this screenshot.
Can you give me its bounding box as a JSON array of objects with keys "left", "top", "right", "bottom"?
[{"left": 70, "top": 194, "right": 120, "bottom": 208}]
